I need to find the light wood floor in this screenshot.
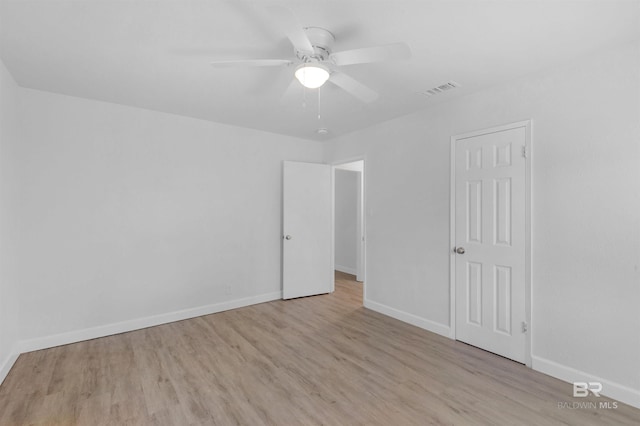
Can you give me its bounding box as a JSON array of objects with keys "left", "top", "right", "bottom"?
[{"left": 1, "top": 271, "right": 639, "bottom": 425}]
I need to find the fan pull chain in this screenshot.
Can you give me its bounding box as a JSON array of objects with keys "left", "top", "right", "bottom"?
[
  {"left": 317, "top": 88, "right": 321, "bottom": 121},
  {"left": 302, "top": 87, "right": 307, "bottom": 109}
]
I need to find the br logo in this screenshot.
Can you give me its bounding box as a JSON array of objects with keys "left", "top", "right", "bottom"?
[{"left": 573, "top": 382, "right": 602, "bottom": 397}]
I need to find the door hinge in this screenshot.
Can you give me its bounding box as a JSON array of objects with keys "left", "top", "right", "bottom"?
[
  {"left": 521, "top": 146, "right": 528, "bottom": 158},
  {"left": 521, "top": 321, "right": 528, "bottom": 333}
]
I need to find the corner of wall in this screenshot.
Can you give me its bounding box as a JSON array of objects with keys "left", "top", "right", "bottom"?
[
  {"left": 0, "top": 352, "right": 19, "bottom": 386},
  {"left": 0, "top": 57, "right": 22, "bottom": 387}
]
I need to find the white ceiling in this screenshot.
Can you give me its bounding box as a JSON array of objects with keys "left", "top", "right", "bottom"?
[{"left": 1, "top": 1, "right": 639, "bottom": 141}]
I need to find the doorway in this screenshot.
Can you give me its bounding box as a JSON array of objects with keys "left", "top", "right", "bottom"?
[{"left": 333, "top": 159, "right": 365, "bottom": 303}]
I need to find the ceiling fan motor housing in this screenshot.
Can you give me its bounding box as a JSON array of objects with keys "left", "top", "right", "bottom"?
[{"left": 297, "top": 27, "right": 335, "bottom": 62}]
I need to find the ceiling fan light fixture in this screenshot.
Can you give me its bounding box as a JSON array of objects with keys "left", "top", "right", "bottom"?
[{"left": 295, "top": 63, "right": 330, "bottom": 89}]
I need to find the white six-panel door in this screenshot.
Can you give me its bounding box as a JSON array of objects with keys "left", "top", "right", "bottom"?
[
  {"left": 453, "top": 124, "right": 529, "bottom": 364},
  {"left": 282, "top": 161, "right": 332, "bottom": 299}
]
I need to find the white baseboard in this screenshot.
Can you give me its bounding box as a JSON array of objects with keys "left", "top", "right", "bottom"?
[
  {"left": 364, "top": 298, "right": 450, "bottom": 338},
  {"left": 0, "top": 351, "right": 20, "bottom": 386},
  {"left": 532, "top": 355, "right": 640, "bottom": 409},
  {"left": 0, "top": 291, "right": 282, "bottom": 386},
  {"left": 335, "top": 265, "right": 357, "bottom": 275}
]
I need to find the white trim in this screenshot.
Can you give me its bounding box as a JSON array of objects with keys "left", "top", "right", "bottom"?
[
  {"left": 335, "top": 264, "right": 357, "bottom": 275},
  {"left": 453, "top": 120, "right": 532, "bottom": 141},
  {"left": 532, "top": 355, "right": 640, "bottom": 409},
  {"left": 330, "top": 164, "right": 336, "bottom": 293},
  {"left": 524, "top": 121, "right": 533, "bottom": 367},
  {"left": 0, "top": 352, "right": 20, "bottom": 386},
  {"left": 12, "top": 291, "right": 282, "bottom": 356},
  {"left": 449, "top": 120, "right": 533, "bottom": 366},
  {"left": 361, "top": 160, "right": 367, "bottom": 287},
  {"left": 449, "top": 133, "right": 456, "bottom": 339},
  {"left": 355, "top": 170, "right": 364, "bottom": 282},
  {"left": 364, "top": 298, "right": 450, "bottom": 338}
]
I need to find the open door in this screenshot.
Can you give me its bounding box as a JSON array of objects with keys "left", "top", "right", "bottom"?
[{"left": 283, "top": 161, "right": 332, "bottom": 299}]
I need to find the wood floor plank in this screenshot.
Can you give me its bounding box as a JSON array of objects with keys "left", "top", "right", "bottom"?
[{"left": 1, "top": 271, "right": 639, "bottom": 425}]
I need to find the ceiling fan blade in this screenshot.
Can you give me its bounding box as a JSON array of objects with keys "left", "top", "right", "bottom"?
[
  {"left": 266, "top": 5, "right": 314, "bottom": 55},
  {"left": 210, "top": 59, "right": 293, "bottom": 68},
  {"left": 330, "top": 42, "right": 411, "bottom": 66},
  {"left": 329, "top": 71, "right": 379, "bottom": 103},
  {"left": 280, "top": 79, "right": 302, "bottom": 105}
]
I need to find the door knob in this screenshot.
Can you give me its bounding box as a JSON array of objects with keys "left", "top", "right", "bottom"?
[
  {"left": 285, "top": 235, "right": 292, "bottom": 240},
  {"left": 455, "top": 247, "right": 465, "bottom": 254}
]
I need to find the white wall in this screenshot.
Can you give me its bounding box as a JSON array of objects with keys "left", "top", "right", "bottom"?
[
  {"left": 324, "top": 41, "right": 640, "bottom": 406},
  {"left": 0, "top": 59, "right": 21, "bottom": 378},
  {"left": 334, "top": 169, "right": 359, "bottom": 274},
  {"left": 8, "top": 88, "right": 322, "bottom": 346}
]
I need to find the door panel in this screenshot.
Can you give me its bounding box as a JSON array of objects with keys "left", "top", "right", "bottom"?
[
  {"left": 455, "top": 126, "right": 527, "bottom": 363},
  {"left": 467, "top": 180, "right": 482, "bottom": 243},
  {"left": 494, "top": 265, "right": 512, "bottom": 335},
  {"left": 467, "top": 262, "right": 482, "bottom": 325},
  {"left": 283, "top": 161, "right": 332, "bottom": 299}
]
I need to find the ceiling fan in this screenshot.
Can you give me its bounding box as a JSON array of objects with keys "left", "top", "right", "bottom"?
[{"left": 209, "top": 6, "right": 411, "bottom": 103}]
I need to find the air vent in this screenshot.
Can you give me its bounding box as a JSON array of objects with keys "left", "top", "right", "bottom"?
[{"left": 421, "top": 81, "right": 461, "bottom": 97}]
